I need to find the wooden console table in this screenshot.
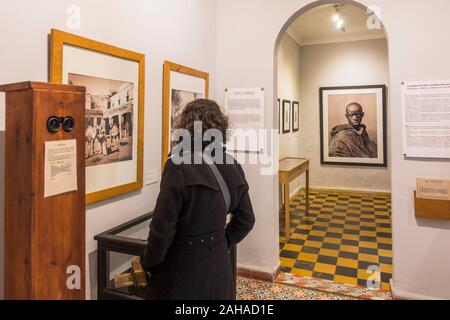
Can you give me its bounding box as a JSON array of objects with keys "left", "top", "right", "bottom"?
[{"left": 279, "top": 157, "right": 310, "bottom": 239}]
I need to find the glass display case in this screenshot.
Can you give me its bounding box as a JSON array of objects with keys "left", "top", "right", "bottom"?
[{"left": 94, "top": 212, "right": 237, "bottom": 300}]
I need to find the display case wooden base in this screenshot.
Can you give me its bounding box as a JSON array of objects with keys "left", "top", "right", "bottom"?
[
  {"left": 414, "top": 191, "right": 450, "bottom": 220},
  {"left": 0, "top": 82, "right": 86, "bottom": 300}
]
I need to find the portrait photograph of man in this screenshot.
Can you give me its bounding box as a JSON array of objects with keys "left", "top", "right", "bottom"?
[{"left": 320, "top": 85, "right": 387, "bottom": 167}]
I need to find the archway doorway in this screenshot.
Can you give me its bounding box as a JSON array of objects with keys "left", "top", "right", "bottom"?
[{"left": 275, "top": 1, "right": 392, "bottom": 296}]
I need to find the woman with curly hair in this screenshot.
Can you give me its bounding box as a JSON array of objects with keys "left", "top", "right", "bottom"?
[{"left": 140, "top": 99, "right": 255, "bottom": 300}]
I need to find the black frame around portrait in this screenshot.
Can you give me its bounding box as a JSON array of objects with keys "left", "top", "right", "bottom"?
[
  {"left": 319, "top": 85, "right": 387, "bottom": 167},
  {"left": 292, "top": 101, "right": 299, "bottom": 132},
  {"left": 282, "top": 99, "right": 291, "bottom": 133}
]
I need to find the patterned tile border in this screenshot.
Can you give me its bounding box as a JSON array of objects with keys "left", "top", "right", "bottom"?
[
  {"left": 275, "top": 272, "right": 392, "bottom": 300},
  {"left": 237, "top": 276, "right": 358, "bottom": 300}
]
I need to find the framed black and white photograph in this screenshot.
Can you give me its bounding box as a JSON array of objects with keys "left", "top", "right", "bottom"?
[
  {"left": 282, "top": 99, "right": 291, "bottom": 134},
  {"left": 50, "top": 29, "right": 145, "bottom": 204},
  {"left": 162, "top": 61, "right": 208, "bottom": 167},
  {"left": 319, "top": 85, "right": 387, "bottom": 167},
  {"left": 292, "top": 101, "right": 299, "bottom": 132}
]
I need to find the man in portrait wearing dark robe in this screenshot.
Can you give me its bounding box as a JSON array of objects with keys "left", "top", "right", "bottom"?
[{"left": 329, "top": 102, "right": 377, "bottom": 158}]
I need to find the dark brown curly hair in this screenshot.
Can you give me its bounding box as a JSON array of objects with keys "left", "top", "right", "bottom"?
[{"left": 174, "top": 99, "right": 229, "bottom": 141}]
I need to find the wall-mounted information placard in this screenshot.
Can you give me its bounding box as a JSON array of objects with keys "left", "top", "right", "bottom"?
[
  {"left": 225, "top": 88, "right": 264, "bottom": 152},
  {"left": 402, "top": 80, "right": 450, "bottom": 158}
]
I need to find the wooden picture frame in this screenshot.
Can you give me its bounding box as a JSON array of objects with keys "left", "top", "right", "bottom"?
[
  {"left": 49, "top": 29, "right": 145, "bottom": 204},
  {"left": 319, "top": 85, "right": 387, "bottom": 167},
  {"left": 162, "top": 60, "right": 209, "bottom": 168},
  {"left": 292, "top": 101, "right": 299, "bottom": 132},
  {"left": 282, "top": 100, "right": 291, "bottom": 134}
]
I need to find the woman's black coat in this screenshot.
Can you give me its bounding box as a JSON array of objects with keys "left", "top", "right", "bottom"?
[{"left": 141, "top": 152, "right": 255, "bottom": 300}]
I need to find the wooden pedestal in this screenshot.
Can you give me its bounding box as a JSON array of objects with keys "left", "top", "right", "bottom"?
[{"left": 0, "top": 82, "right": 86, "bottom": 300}]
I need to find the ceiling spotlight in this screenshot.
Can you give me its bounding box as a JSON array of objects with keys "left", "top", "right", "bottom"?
[{"left": 333, "top": 4, "right": 346, "bottom": 32}]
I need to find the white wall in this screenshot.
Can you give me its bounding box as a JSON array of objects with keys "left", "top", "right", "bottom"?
[
  {"left": 216, "top": 0, "right": 450, "bottom": 299},
  {"left": 298, "top": 38, "right": 391, "bottom": 192},
  {"left": 277, "top": 34, "right": 303, "bottom": 197},
  {"left": 278, "top": 33, "right": 302, "bottom": 161},
  {"left": 0, "top": 0, "right": 217, "bottom": 299}
]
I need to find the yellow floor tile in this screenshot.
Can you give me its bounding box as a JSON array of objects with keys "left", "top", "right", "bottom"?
[
  {"left": 323, "top": 237, "right": 341, "bottom": 245},
  {"left": 337, "top": 257, "right": 358, "bottom": 269},
  {"left": 377, "top": 237, "right": 392, "bottom": 244},
  {"left": 314, "top": 263, "right": 336, "bottom": 274},
  {"left": 304, "top": 240, "right": 322, "bottom": 248},
  {"left": 280, "top": 257, "right": 296, "bottom": 268},
  {"left": 327, "top": 227, "right": 342, "bottom": 234},
  {"left": 340, "top": 245, "right": 359, "bottom": 253},
  {"left": 319, "top": 248, "right": 339, "bottom": 257},
  {"left": 359, "top": 241, "right": 378, "bottom": 249},
  {"left": 358, "top": 254, "right": 379, "bottom": 263},
  {"left": 290, "top": 268, "right": 313, "bottom": 277},
  {"left": 342, "top": 234, "right": 359, "bottom": 241},
  {"left": 380, "top": 263, "right": 392, "bottom": 274},
  {"left": 309, "top": 230, "right": 326, "bottom": 237},
  {"left": 284, "top": 244, "right": 301, "bottom": 252},
  {"left": 334, "top": 275, "right": 358, "bottom": 286},
  {"left": 360, "top": 230, "right": 377, "bottom": 237},
  {"left": 381, "top": 282, "right": 391, "bottom": 291},
  {"left": 378, "top": 249, "right": 392, "bottom": 257},
  {"left": 291, "top": 233, "right": 308, "bottom": 240},
  {"left": 298, "top": 253, "right": 318, "bottom": 262},
  {"left": 360, "top": 222, "right": 376, "bottom": 228}
]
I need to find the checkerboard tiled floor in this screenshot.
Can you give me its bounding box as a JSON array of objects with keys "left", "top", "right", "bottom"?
[{"left": 279, "top": 189, "right": 392, "bottom": 291}]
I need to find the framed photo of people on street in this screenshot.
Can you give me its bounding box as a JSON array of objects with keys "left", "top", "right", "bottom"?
[
  {"left": 319, "top": 85, "right": 387, "bottom": 167},
  {"left": 49, "top": 29, "right": 145, "bottom": 204},
  {"left": 162, "top": 61, "right": 209, "bottom": 168}
]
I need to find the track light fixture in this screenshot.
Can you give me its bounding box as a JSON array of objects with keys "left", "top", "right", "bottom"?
[{"left": 333, "top": 4, "right": 346, "bottom": 32}]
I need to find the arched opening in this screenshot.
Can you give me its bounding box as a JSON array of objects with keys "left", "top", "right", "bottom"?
[{"left": 274, "top": 1, "right": 392, "bottom": 294}]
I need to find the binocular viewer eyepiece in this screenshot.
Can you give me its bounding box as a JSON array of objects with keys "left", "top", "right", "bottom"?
[{"left": 47, "top": 116, "right": 75, "bottom": 133}]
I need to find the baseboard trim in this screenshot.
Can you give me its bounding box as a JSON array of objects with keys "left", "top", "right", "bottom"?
[
  {"left": 390, "top": 279, "right": 446, "bottom": 300},
  {"left": 309, "top": 186, "right": 391, "bottom": 196},
  {"left": 237, "top": 264, "right": 280, "bottom": 283}
]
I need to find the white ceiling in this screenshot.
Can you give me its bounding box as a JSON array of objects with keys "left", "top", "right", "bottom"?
[{"left": 286, "top": 3, "right": 386, "bottom": 46}]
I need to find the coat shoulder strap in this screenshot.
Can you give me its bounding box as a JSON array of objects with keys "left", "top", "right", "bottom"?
[{"left": 202, "top": 153, "right": 231, "bottom": 213}]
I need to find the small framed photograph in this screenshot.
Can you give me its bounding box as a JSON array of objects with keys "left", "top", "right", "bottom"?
[
  {"left": 162, "top": 61, "right": 208, "bottom": 167},
  {"left": 292, "top": 101, "right": 299, "bottom": 132},
  {"left": 282, "top": 100, "right": 291, "bottom": 134},
  {"left": 319, "top": 85, "right": 387, "bottom": 167}
]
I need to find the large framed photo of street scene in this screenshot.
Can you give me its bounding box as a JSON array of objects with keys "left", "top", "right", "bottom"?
[
  {"left": 162, "top": 60, "right": 209, "bottom": 168},
  {"left": 319, "top": 85, "right": 387, "bottom": 167},
  {"left": 49, "top": 29, "right": 145, "bottom": 204}
]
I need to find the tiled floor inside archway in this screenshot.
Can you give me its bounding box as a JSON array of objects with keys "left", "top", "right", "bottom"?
[{"left": 278, "top": 189, "right": 392, "bottom": 292}]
